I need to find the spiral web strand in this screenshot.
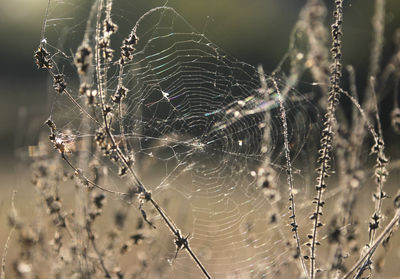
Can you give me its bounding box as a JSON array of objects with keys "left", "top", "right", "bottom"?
[{"left": 43, "top": 3, "right": 320, "bottom": 278}]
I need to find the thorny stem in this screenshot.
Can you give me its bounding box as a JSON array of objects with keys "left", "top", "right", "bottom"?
[
  {"left": 94, "top": 0, "right": 142, "bottom": 192},
  {"left": 341, "top": 209, "right": 400, "bottom": 279},
  {"left": 352, "top": 3, "right": 387, "bottom": 274},
  {"left": 93, "top": 1, "right": 211, "bottom": 278},
  {"left": 369, "top": 78, "right": 386, "bottom": 247},
  {"left": 272, "top": 76, "right": 308, "bottom": 278},
  {"left": 354, "top": 78, "right": 389, "bottom": 278},
  {"left": 310, "top": 1, "right": 343, "bottom": 278},
  {"left": 353, "top": 6, "right": 387, "bottom": 273},
  {"left": 149, "top": 199, "right": 212, "bottom": 279},
  {"left": 337, "top": 88, "right": 389, "bottom": 278}
]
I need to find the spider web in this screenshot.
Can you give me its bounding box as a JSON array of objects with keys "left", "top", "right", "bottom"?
[{"left": 43, "top": 3, "right": 320, "bottom": 278}]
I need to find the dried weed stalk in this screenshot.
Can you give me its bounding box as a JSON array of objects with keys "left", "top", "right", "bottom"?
[{"left": 309, "top": 1, "right": 344, "bottom": 278}]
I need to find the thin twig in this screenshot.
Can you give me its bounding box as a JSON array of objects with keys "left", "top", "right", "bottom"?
[
  {"left": 341, "top": 209, "right": 400, "bottom": 279},
  {"left": 353, "top": 77, "right": 389, "bottom": 279},
  {"left": 61, "top": 153, "right": 128, "bottom": 197},
  {"left": 1, "top": 191, "right": 17, "bottom": 279},
  {"left": 272, "top": 75, "right": 308, "bottom": 278}
]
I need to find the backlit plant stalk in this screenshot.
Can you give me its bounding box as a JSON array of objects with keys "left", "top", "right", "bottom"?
[{"left": 309, "top": 1, "right": 343, "bottom": 278}]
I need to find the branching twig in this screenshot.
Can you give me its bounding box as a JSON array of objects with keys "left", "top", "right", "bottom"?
[{"left": 341, "top": 209, "right": 400, "bottom": 279}]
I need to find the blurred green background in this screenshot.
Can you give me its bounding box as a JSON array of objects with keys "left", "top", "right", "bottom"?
[{"left": 0, "top": 0, "right": 400, "bottom": 203}]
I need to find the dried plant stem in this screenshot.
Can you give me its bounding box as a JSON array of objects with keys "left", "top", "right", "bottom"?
[
  {"left": 346, "top": 65, "right": 359, "bottom": 129},
  {"left": 331, "top": 88, "right": 389, "bottom": 279},
  {"left": 368, "top": 78, "right": 387, "bottom": 247},
  {"left": 353, "top": 0, "right": 385, "bottom": 160},
  {"left": 309, "top": 1, "right": 343, "bottom": 278},
  {"left": 149, "top": 199, "right": 212, "bottom": 279},
  {"left": 0, "top": 227, "right": 15, "bottom": 279},
  {"left": 341, "top": 209, "right": 400, "bottom": 279},
  {"left": 61, "top": 154, "right": 127, "bottom": 196},
  {"left": 353, "top": 78, "right": 389, "bottom": 278},
  {"left": 272, "top": 76, "right": 308, "bottom": 278},
  {"left": 340, "top": 90, "right": 381, "bottom": 154},
  {"left": 368, "top": 0, "right": 385, "bottom": 90},
  {"left": 1, "top": 191, "right": 17, "bottom": 279}
]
